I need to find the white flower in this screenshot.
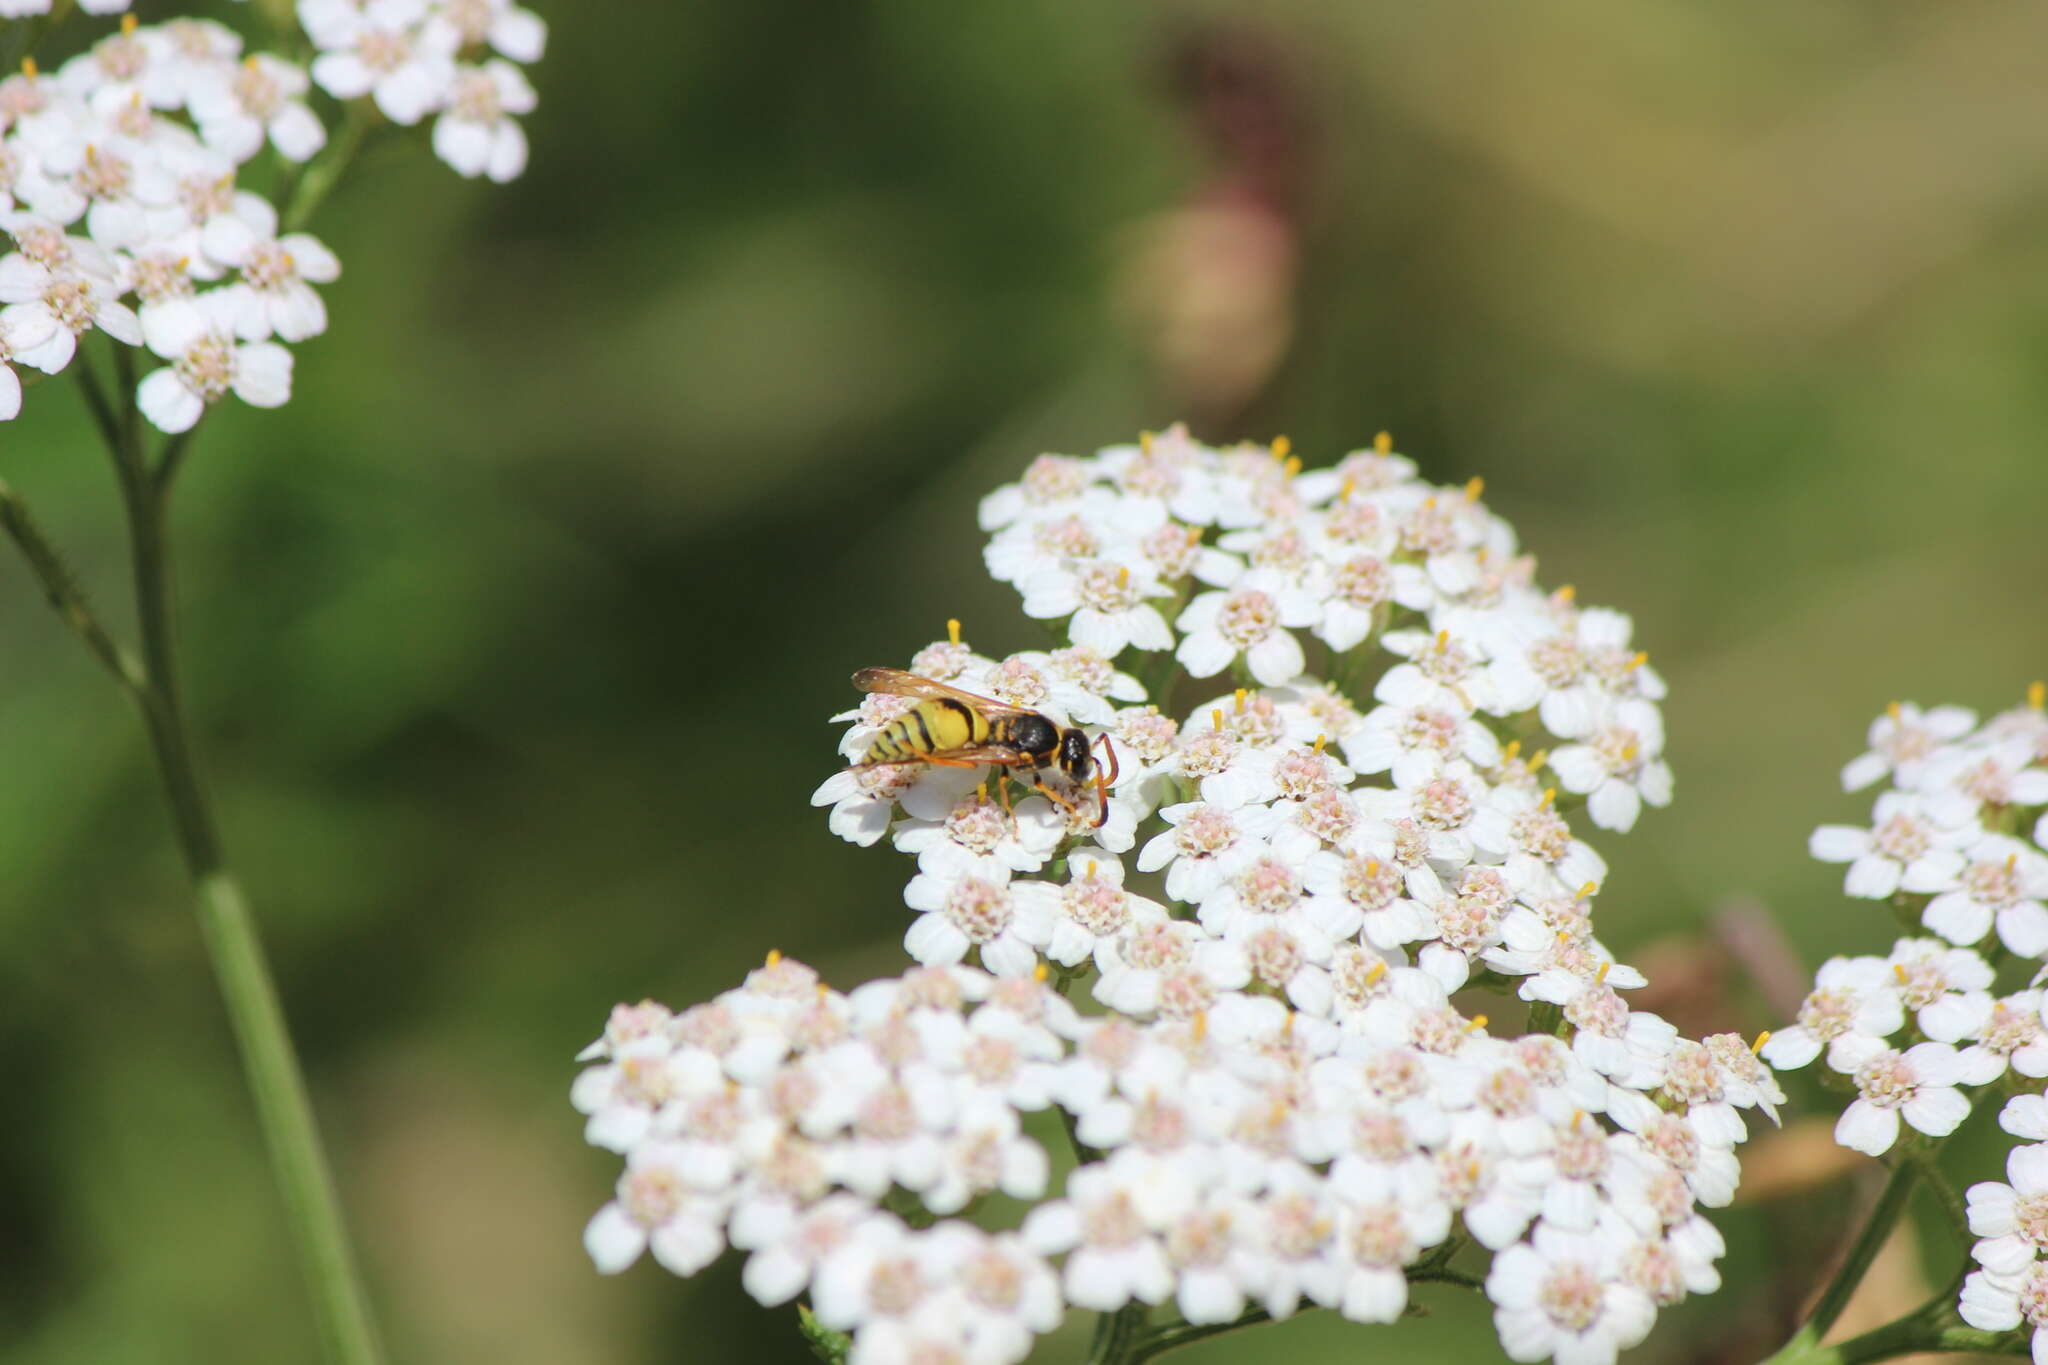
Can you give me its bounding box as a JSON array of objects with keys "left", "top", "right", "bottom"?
[
  {"left": 188, "top": 54, "right": 328, "bottom": 163},
  {"left": 423, "top": 0, "right": 548, "bottom": 63},
  {"left": 1009, "top": 854, "right": 1169, "bottom": 971},
  {"left": 926, "top": 1224, "right": 1063, "bottom": 1364},
  {"left": 136, "top": 293, "right": 292, "bottom": 433},
  {"left": 1176, "top": 572, "right": 1321, "bottom": 686},
  {"left": 1831, "top": 1039, "right": 1988, "bottom": 1156},
  {"left": 432, "top": 60, "right": 536, "bottom": 182},
  {"left": 1136, "top": 800, "right": 1282, "bottom": 904},
  {"left": 730, "top": 1193, "right": 882, "bottom": 1306},
  {"left": 1021, "top": 1155, "right": 1176, "bottom": 1312},
  {"left": 1758, "top": 955, "right": 1903, "bottom": 1072},
  {"left": 1546, "top": 700, "right": 1672, "bottom": 834},
  {"left": 1887, "top": 938, "right": 1997, "bottom": 1039},
  {"left": 1957, "top": 1263, "right": 2048, "bottom": 1354},
  {"left": 209, "top": 215, "right": 342, "bottom": 342},
  {"left": 902, "top": 847, "right": 1052, "bottom": 976},
  {"left": 1809, "top": 792, "right": 1974, "bottom": 900},
  {"left": 1333, "top": 1195, "right": 1451, "bottom": 1324},
  {"left": 1092, "top": 919, "right": 1248, "bottom": 1020},
  {"left": 812, "top": 1214, "right": 950, "bottom": 1333},
  {"left": 1842, "top": 701, "right": 1979, "bottom": 791},
  {"left": 1922, "top": 835, "right": 2048, "bottom": 955},
  {"left": 1967, "top": 1144, "right": 2048, "bottom": 1278},
  {"left": 309, "top": 1, "right": 456, "bottom": 126},
  {"left": 583, "top": 1142, "right": 728, "bottom": 1276},
  {"left": 1347, "top": 701, "right": 1501, "bottom": 789},
  {"left": 0, "top": 236, "right": 141, "bottom": 372},
  {"left": 892, "top": 787, "right": 1063, "bottom": 878},
  {"left": 1487, "top": 1222, "right": 1656, "bottom": 1365}
]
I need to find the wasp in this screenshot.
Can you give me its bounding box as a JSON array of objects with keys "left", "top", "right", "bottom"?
[{"left": 848, "top": 667, "right": 1119, "bottom": 825}]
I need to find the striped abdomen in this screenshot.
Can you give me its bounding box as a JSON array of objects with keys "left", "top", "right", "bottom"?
[{"left": 863, "top": 697, "right": 989, "bottom": 763}]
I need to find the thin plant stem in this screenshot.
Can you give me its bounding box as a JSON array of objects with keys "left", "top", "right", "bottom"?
[
  {"left": 0, "top": 480, "right": 148, "bottom": 692},
  {"left": 1085, "top": 1304, "right": 1148, "bottom": 1365},
  {"left": 1759, "top": 1297, "right": 2022, "bottom": 1365},
  {"left": 1778, "top": 1159, "right": 1924, "bottom": 1357},
  {"left": 48, "top": 348, "right": 389, "bottom": 1365},
  {"left": 284, "top": 98, "right": 376, "bottom": 233}
]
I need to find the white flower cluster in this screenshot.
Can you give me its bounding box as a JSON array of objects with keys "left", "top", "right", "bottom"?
[
  {"left": 299, "top": 0, "right": 543, "bottom": 182},
  {"left": 584, "top": 431, "right": 1770, "bottom": 1365},
  {"left": 0, "top": 0, "right": 542, "bottom": 428},
  {"left": 1764, "top": 693, "right": 2048, "bottom": 1353},
  {"left": 575, "top": 959, "right": 1064, "bottom": 1364}
]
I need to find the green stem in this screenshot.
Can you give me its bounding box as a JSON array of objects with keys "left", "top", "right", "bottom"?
[
  {"left": 1129, "top": 1308, "right": 1272, "bottom": 1362},
  {"left": 1911, "top": 1152, "right": 1970, "bottom": 1248},
  {"left": 82, "top": 369, "right": 388, "bottom": 1365},
  {"left": 284, "top": 98, "right": 376, "bottom": 233},
  {"left": 1086, "top": 1304, "right": 1148, "bottom": 1365},
  {"left": 0, "top": 480, "right": 147, "bottom": 692},
  {"left": 1760, "top": 1304, "right": 2022, "bottom": 1364},
  {"left": 1778, "top": 1160, "right": 1924, "bottom": 1356},
  {"left": 196, "top": 872, "right": 386, "bottom": 1365}
]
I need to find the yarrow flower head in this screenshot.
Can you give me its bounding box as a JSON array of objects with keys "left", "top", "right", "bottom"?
[
  {"left": 580, "top": 429, "right": 1772, "bottom": 1365},
  {"left": 1766, "top": 685, "right": 2048, "bottom": 1357},
  {"left": 0, "top": 0, "right": 545, "bottom": 430}
]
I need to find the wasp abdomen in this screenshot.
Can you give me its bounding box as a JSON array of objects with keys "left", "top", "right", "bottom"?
[{"left": 863, "top": 695, "right": 988, "bottom": 764}]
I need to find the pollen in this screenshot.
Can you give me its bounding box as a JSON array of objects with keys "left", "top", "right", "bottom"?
[
  {"left": 2032, "top": 682, "right": 2046, "bottom": 711},
  {"left": 1270, "top": 435, "right": 1291, "bottom": 460},
  {"left": 1751, "top": 1030, "right": 1771, "bottom": 1055},
  {"left": 1556, "top": 585, "right": 1576, "bottom": 603},
  {"left": 1539, "top": 787, "right": 1556, "bottom": 808},
  {"left": 1339, "top": 477, "right": 1355, "bottom": 502},
  {"left": 1595, "top": 961, "right": 1611, "bottom": 984},
  {"left": 21, "top": 58, "right": 36, "bottom": 77},
  {"left": 121, "top": 12, "right": 137, "bottom": 31},
  {"left": 1886, "top": 700, "right": 1903, "bottom": 719},
  {"left": 1464, "top": 476, "right": 1484, "bottom": 501},
  {"left": 946, "top": 617, "right": 961, "bottom": 646},
  {"left": 1466, "top": 1015, "right": 1488, "bottom": 1032},
  {"left": 765, "top": 948, "right": 782, "bottom": 967},
  {"left": 1576, "top": 882, "right": 1598, "bottom": 901},
  {"left": 1529, "top": 749, "right": 1549, "bottom": 772},
  {"left": 1191, "top": 1011, "right": 1208, "bottom": 1041},
  {"left": 1139, "top": 429, "right": 1154, "bottom": 455},
  {"left": 1374, "top": 431, "right": 1392, "bottom": 453},
  {"left": 1503, "top": 740, "right": 1522, "bottom": 760},
  {"left": 1364, "top": 960, "right": 1387, "bottom": 986},
  {"left": 1211, "top": 708, "right": 1225, "bottom": 731},
  {"left": 1033, "top": 962, "right": 1048, "bottom": 983},
  {"left": 1115, "top": 565, "right": 1129, "bottom": 588},
  {"left": 1629, "top": 652, "right": 1649, "bottom": 670},
  {"left": 1313, "top": 733, "right": 1327, "bottom": 754},
  {"left": 1282, "top": 455, "right": 1301, "bottom": 478}
]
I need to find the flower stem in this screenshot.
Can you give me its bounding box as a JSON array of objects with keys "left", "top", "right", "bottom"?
[
  {"left": 57, "top": 364, "right": 389, "bottom": 1365},
  {"left": 284, "top": 98, "right": 376, "bottom": 234},
  {"left": 1760, "top": 1299, "right": 2021, "bottom": 1365},
  {"left": 1776, "top": 1159, "right": 1924, "bottom": 1357},
  {"left": 1085, "top": 1304, "right": 1149, "bottom": 1365}
]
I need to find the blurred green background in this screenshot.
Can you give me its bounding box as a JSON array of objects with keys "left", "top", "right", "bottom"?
[{"left": 5, "top": 0, "right": 2048, "bottom": 1361}]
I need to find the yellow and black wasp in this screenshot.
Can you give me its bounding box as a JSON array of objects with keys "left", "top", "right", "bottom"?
[{"left": 847, "top": 667, "right": 1119, "bottom": 826}]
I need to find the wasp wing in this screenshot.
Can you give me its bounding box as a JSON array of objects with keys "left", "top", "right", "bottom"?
[{"left": 850, "top": 667, "right": 1039, "bottom": 718}]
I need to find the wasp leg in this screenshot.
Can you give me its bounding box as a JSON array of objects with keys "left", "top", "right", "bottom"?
[
  {"left": 847, "top": 753, "right": 986, "bottom": 771},
  {"left": 1027, "top": 777, "right": 1089, "bottom": 821}
]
